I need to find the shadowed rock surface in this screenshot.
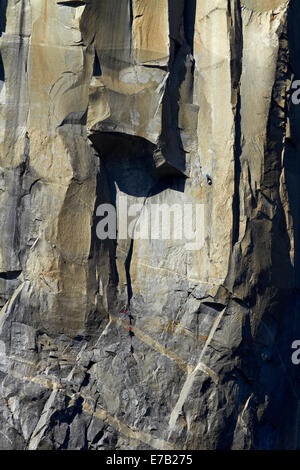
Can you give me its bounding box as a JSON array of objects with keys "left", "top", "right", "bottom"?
[{"left": 0, "top": 0, "right": 299, "bottom": 450}]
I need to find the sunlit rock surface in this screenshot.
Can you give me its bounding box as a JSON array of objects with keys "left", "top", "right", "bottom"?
[{"left": 0, "top": 0, "right": 299, "bottom": 449}]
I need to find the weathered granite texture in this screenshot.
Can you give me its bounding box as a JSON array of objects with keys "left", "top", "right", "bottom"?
[{"left": 0, "top": 0, "right": 299, "bottom": 450}]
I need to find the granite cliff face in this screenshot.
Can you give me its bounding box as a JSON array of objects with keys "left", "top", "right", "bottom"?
[{"left": 0, "top": 0, "right": 299, "bottom": 450}]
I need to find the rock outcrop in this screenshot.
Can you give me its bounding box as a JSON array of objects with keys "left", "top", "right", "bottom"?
[{"left": 0, "top": 0, "right": 299, "bottom": 449}]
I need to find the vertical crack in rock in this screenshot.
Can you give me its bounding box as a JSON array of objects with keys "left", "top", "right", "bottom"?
[
  {"left": 154, "top": 0, "right": 191, "bottom": 177},
  {"left": 0, "top": 0, "right": 8, "bottom": 38},
  {"left": 229, "top": 0, "right": 243, "bottom": 247}
]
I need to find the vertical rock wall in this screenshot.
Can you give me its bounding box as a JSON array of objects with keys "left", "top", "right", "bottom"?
[{"left": 0, "top": 0, "right": 299, "bottom": 450}]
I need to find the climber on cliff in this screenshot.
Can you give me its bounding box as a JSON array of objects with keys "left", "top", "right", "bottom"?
[
  {"left": 128, "top": 327, "right": 134, "bottom": 338},
  {"left": 120, "top": 304, "right": 130, "bottom": 315},
  {"left": 206, "top": 174, "right": 212, "bottom": 185}
]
